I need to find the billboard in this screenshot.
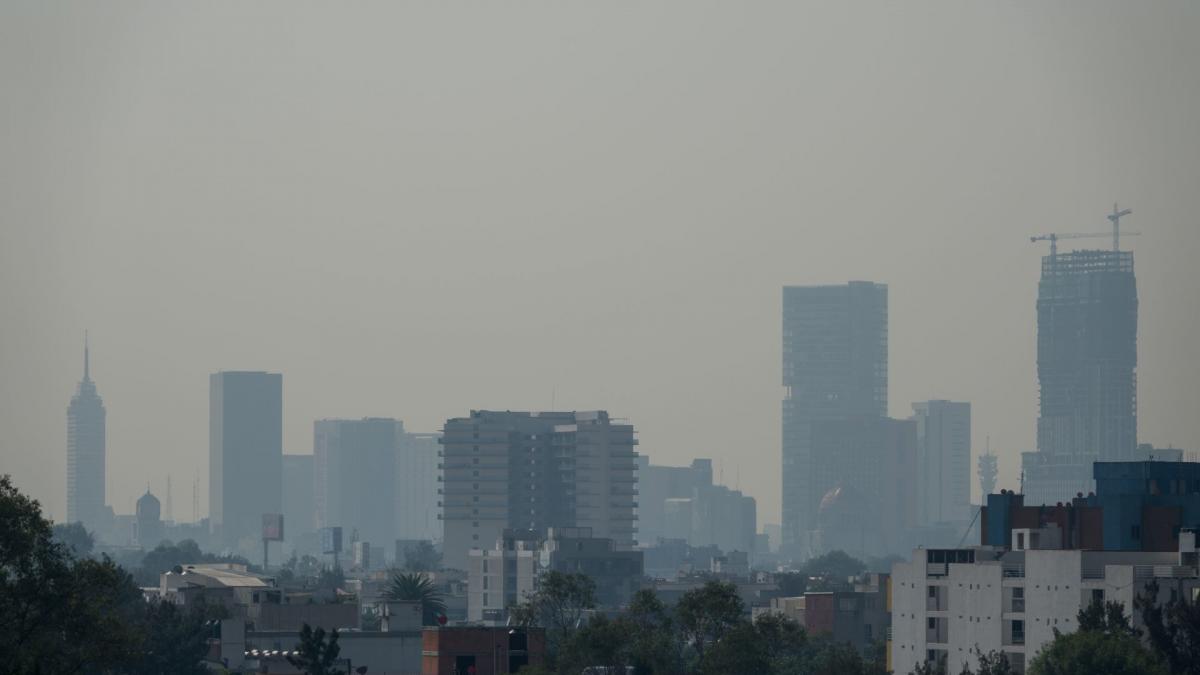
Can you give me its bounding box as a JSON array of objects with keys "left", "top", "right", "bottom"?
[
  {"left": 321, "top": 526, "right": 343, "bottom": 555},
  {"left": 262, "top": 513, "right": 284, "bottom": 541}
]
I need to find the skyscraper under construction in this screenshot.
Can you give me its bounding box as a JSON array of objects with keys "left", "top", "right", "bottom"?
[{"left": 1022, "top": 247, "right": 1138, "bottom": 504}]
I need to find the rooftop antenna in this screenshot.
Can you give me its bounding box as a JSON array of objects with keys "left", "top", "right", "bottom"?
[
  {"left": 1108, "top": 203, "right": 1132, "bottom": 251},
  {"left": 193, "top": 472, "right": 200, "bottom": 523},
  {"left": 165, "top": 474, "right": 174, "bottom": 522},
  {"left": 83, "top": 330, "right": 90, "bottom": 381}
]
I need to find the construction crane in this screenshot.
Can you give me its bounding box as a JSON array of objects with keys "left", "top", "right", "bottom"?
[{"left": 1031, "top": 203, "right": 1139, "bottom": 257}]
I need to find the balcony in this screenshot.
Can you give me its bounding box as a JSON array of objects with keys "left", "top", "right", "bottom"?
[{"left": 1002, "top": 564, "right": 1025, "bottom": 578}]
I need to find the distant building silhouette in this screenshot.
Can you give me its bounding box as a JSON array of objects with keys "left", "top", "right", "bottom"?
[
  {"left": 911, "top": 400, "right": 972, "bottom": 526},
  {"left": 636, "top": 456, "right": 757, "bottom": 556},
  {"left": 314, "top": 418, "right": 399, "bottom": 549},
  {"left": 396, "top": 431, "right": 441, "bottom": 541},
  {"left": 1022, "top": 249, "right": 1138, "bottom": 504},
  {"left": 282, "top": 454, "right": 315, "bottom": 541},
  {"left": 67, "top": 335, "right": 107, "bottom": 532},
  {"left": 809, "top": 416, "right": 917, "bottom": 558},
  {"left": 440, "top": 410, "right": 637, "bottom": 571},
  {"left": 135, "top": 489, "right": 163, "bottom": 548},
  {"left": 209, "top": 371, "right": 282, "bottom": 548},
  {"left": 781, "top": 282, "right": 887, "bottom": 554}
]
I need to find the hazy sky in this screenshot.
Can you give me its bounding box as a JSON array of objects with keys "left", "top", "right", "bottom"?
[{"left": 2, "top": 2, "right": 1198, "bottom": 525}]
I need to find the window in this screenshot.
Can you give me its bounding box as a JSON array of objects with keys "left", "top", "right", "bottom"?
[
  {"left": 482, "top": 560, "right": 488, "bottom": 573},
  {"left": 928, "top": 617, "right": 936, "bottom": 629},
  {"left": 928, "top": 586, "right": 937, "bottom": 598},
  {"left": 483, "top": 593, "right": 488, "bottom": 606},
  {"left": 483, "top": 576, "right": 489, "bottom": 590}
]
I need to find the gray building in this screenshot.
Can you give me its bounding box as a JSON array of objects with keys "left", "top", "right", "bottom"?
[
  {"left": 810, "top": 416, "right": 917, "bottom": 558},
  {"left": 782, "top": 282, "right": 888, "bottom": 553},
  {"left": 282, "top": 454, "right": 315, "bottom": 540},
  {"left": 210, "top": 371, "right": 283, "bottom": 548},
  {"left": 912, "top": 400, "right": 972, "bottom": 527},
  {"left": 397, "top": 431, "right": 441, "bottom": 541},
  {"left": 637, "top": 456, "right": 757, "bottom": 556},
  {"left": 468, "top": 527, "right": 644, "bottom": 622},
  {"left": 67, "top": 338, "right": 107, "bottom": 532},
  {"left": 1023, "top": 249, "right": 1138, "bottom": 504},
  {"left": 440, "top": 410, "right": 637, "bottom": 571},
  {"left": 314, "top": 418, "right": 399, "bottom": 550}
]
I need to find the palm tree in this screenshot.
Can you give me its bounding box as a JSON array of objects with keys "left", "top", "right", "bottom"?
[{"left": 383, "top": 571, "right": 446, "bottom": 625}]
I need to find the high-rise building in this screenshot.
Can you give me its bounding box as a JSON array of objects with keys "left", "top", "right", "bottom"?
[
  {"left": 282, "top": 454, "right": 315, "bottom": 540},
  {"left": 314, "top": 418, "right": 399, "bottom": 549},
  {"left": 397, "top": 431, "right": 441, "bottom": 541},
  {"left": 911, "top": 400, "right": 972, "bottom": 526},
  {"left": 782, "top": 282, "right": 888, "bottom": 552},
  {"left": 67, "top": 336, "right": 107, "bottom": 531},
  {"left": 1022, "top": 249, "right": 1138, "bottom": 504},
  {"left": 134, "top": 489, "right": 163, "bottom": 548},
  {"left": 809, "top": 416, "right": 917, "bottom": 558},
  {"left": 209, "top": 371, "right": 282, "bottom": 548},
  {"left": 440, "top": 410, "right": 637, "bottom": 571}
]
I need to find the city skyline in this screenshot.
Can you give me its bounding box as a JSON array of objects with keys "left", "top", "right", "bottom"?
[{"left": 3, "top": 3, "right": 1200, "bottom": 526}]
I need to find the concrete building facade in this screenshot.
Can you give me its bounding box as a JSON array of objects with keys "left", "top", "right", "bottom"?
[
  {"left": 1023, "top": 249, "right": 1138, "bottom": 505},
  {"left": 912, "top": 400, "right": 972, "bottom": 527},
  {"left": 210, "top": 371, "right": 283, "bottom": 549},
  {"left": 314, "top": 417, "right": 399, "bottom": 549},
  {"left": 440, "top": 410, "right": 637, "bottom": 571},
  {"left": 890, "top": 543, "right": 1197, "bottom": 675},
  {"left": 467, "top": 527, "right": 644, "bottom": 622},
  {"left": 782, "top": 282, "right": 888, "bottom": 553}
]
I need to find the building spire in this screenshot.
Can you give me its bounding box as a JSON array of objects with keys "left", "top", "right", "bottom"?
[{"left": 83, "top": 330, "right": 90, "bottom": 381}]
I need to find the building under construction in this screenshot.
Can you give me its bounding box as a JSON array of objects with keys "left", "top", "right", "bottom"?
[{"left": 1022, "top": 247, "right": 1138, "bottom": 505}]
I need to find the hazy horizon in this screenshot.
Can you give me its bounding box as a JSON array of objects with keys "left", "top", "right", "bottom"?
[{"left": 2, "top": 2, "right": 1198, "bottom": 526}]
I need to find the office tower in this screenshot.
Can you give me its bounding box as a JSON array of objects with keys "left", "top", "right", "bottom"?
[
  {"left": 282, "top": 454, "right": 316, "bottom": 539},
  {"left": 809, "top": 416, "right": 917, "bottom": 558},
  {"left": 1022, "top": 248, "right": 1138, "bottom": 504},
  {"left": 67, "top": 336, "right": 106, "bottom": 530},
  {"left": 396, "top": 431, "right": 442, "bottom": 541},
  {"left": 209, "top": 371, "right": 283, "bottom": 547},
  {"left": 440, "top": 410, "right": 637, "bottom": 571},
  {"left": 781, "top": 282, "right": 888, "bottom": 552},
  {"left": 314, "top": 418, "right": 399, "bottom": 548},
  {"left": 911, "top": 400, "right": 972, "bottom": 526}
]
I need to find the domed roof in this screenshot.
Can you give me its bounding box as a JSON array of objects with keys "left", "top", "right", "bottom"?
[{"left": 136, "top": 490, "right": 161, "bottom": 519}]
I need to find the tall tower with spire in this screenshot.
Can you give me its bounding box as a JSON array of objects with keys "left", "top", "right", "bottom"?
[{"left": 67, "top": 333, "right": 107, "bottom": 529}]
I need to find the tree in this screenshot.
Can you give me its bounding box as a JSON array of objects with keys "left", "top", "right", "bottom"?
[
  {"left": 675, "top": 580, "right": 745, "bottom": 662},
  {"left": 1027, "top": 600, "right": 1165, "bottom": 675},
  {"left": 383, "top": 571, "right": 446, "bottom": 624},
  {"left": 1077, "top": 599, "right": 1139, "bottom": 637},
  {"left": 801, "top": 550, "right": 866, "bottom": 591},
  {"left": 1137, "top": 579, "right": 1200, "bottom": 675},
  {"left": 0, "top": 474, "right": 145, "bottom": 674},
  {"left": 288, "top": 623, "right": 345, "bottom": 675},
  {"left": 402, "top": 540, "right": 442, "bottom": 572},
  {"left": 51, "top": 522, "right": 94, "bottom": 557},
  {"left": 1027, "top": 628, "right": 1166, "bottom": 675},
  {"left": 132, "top": 600, "right": 210, "bottom": 675},
  {"left": 513, "top": 571, "right": 597, "bottom": 635}
]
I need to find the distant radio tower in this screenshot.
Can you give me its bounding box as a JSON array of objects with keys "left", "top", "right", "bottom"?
[
  {"left": 192, "top": 473, "right": 200, "bottom": 524},
  {"left": 978, "top": 436, "right": 999, "bottom": 496},
  {"left": 164, "top": 474, "right": 174, "bottom": 523}
]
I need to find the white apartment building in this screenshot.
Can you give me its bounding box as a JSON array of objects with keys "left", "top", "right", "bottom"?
[{"left": 890, "top": 528, "right": 1200, "bottom": 675}]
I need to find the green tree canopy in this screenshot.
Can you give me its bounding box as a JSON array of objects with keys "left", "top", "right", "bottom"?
[
  {"left": 288, "top": 623, "right": 345, "bottom": 675},
  {"left": 383, "top": 570, "right": 446, "bottom": 624}
]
